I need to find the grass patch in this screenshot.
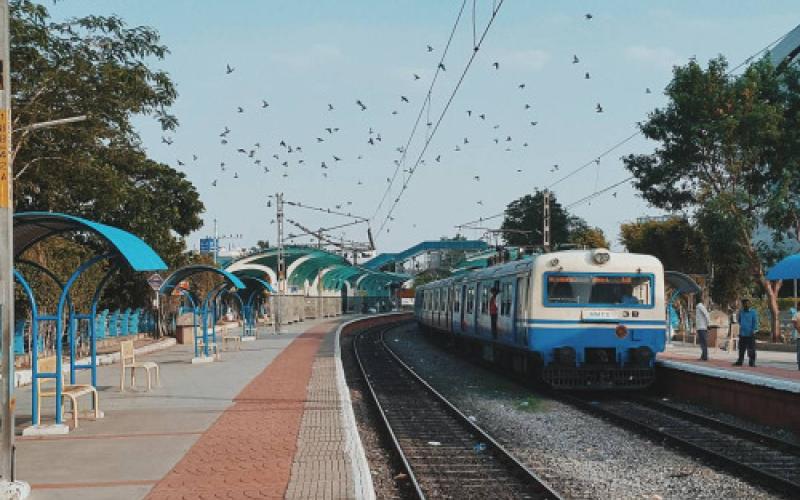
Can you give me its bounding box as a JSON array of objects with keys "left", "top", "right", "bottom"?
[{"left": 516, "top": 395, "right": 546, "bottom": 412}]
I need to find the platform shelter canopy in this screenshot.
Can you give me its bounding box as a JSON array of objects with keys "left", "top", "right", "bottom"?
[
  {"left": 767, "top": 253, "right": 800, "bottom": 280},
  {"left": 14, "top": 211, "right": 167, "bottom": 271},
  {"left": 159, "top": 265, "right": 246, "bottom": 293}
]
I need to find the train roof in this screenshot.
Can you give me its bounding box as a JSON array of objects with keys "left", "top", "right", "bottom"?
[{"left": 416, "top": 249, "right": 663, "bottom": 291}]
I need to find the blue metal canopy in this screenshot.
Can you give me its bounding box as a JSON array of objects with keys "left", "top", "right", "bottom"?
[
  {"left": 363, "top": 240, "right": 489, "bottom": 270},
  {"left": 767, "top": 254, "right": 800, "bottom": 280},
  {"left": 234, "top": 274, "right": 275, "bottom": 293},
  {"left": 14, "top": 211, "right": 167, "bottom": 271},
  {"left": 160, "top": 265, "right": 246, "bottom": 293}
]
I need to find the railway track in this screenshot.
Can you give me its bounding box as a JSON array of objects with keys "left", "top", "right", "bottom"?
[
  {"left": 563, "top": 393, "right": 800, "bottom": 494},
  {"left": 354, "top": 324, "right": 562, "bottom": 500}
]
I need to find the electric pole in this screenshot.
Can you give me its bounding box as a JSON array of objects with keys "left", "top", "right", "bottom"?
[
  {"left": 542, "top": 189, "right": 551, "bottom": 252},
  {"left": 213, "top": 218, "right": 218, "bottom": 265},
  {"left": 274, "top": 193, "right": 284, "bottom": 334},
  {"left": 0, "top": 0, "right": 22, "bottom": 494}
]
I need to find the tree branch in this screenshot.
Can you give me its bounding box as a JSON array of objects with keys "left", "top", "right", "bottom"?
[{"left": 13, "top": 156, "right": 64, "bottom": 181}]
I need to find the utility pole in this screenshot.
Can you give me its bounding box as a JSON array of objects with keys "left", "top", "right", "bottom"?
[
  {"left": 213, "top": 218, "right": 218, "bottom": 265},
  {"left": 542, "top": 189, "right": 551, "bottom": 252},
  {"left": 274, "top": 193, "right": 284, "bottom": 334},
  {"left": 0, "top": 1, "right": 24, "bottom": 495}
]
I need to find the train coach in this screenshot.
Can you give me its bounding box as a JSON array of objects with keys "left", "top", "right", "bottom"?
[{"left": 414, "top": 248, "right": 666, "bottom": 389}]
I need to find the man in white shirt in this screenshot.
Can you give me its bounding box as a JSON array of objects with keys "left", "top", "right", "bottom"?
[
  {"left": 792, "top": 307, "right": 799, "bottom": 371},
  {"left": 696, "top": 300, "right": 711, "bottom": 361}
]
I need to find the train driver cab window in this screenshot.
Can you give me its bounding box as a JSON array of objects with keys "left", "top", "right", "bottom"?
[
  {"left": 480, "top": 285, "right": 489, "bottom": 315},
  {"left": 500, "top": 282, "right": 513, "bottom": 315},
  {"left": 545, "top": 274, "right": 653, "bottom": 307},
  {"left": 466, "top": 287, "right": 475, "bottom": 314}
]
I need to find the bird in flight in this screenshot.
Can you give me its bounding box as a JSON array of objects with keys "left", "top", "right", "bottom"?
[
  {"left": 401, "top": 96, "right": 409, "bottom": 103},
  {"left": 530, "top": 121, "right": 538, "bottom": 126},
  {"left": 518, "top": 83, "right": 526, "bottom": 89},
  {"left": 479, "top": 113, "right": 486, "bottom": 120},
  {"left": 333, "top": 155, "right": 342, "bottom": 162},
  {"left": 161, "top": 136, "right": 173, "bottom": 145},
  {"left": 596, "top": 103, "right": 604, "bottom": 113},
  {"left": 464, "top": 137, "right": 469, "bottom": 144},
  {"left": 220, "top": 126, "right": 230, "bottom": 137},
  {"left": 212, "top": 180, "right": 218, "bottom": 186},
  {"left": 612, "top": 192, "right": 618, "bottom": 198},
  {"left": 226, "top": 64, "right": 234, "bottom": 74},
  {"left": 237, "top": 106, "right": 244, "bottom": 113},
  {"left": 585, "top": 13, "right": 593, "bottom": 20},
  {"left": 356, "top": 100, "right": 367, "bottom": 111},
  {"left": 317, "top": 137, "right": 324, "bottom": 143},
  {"left": 573, "top": 55, "right": 580, "bottom": 64},
  {"left": 427, "top": 45, "right": 434, "bottom": 52},
  {"left": 492, "top": 62, "right": 500, "bottom": 69},
  {"left": 192, "top": 154, "right": 198, "bottom": 161},
  {"left": 473, "top": 175, "right": 480, "bottom": 181},
  {"left": 466, "top": 110, "right": 472, "bottom": 117},
  {"left": 438, "top": 62, "right": 446, "bottom": 71},
  {"left": 524, "top": 104, "right": 531, "bottom": 110},
  {"left": 234, "top": 172, "right": 239, "bottom": 179},
  {"left": 325, "top": 127, "right": 334, "bottom": 134},
  {"left": 435, "top": 155, "right": 441, "bottom": 162},
  {"left": 177, "top": 159, "right": 185, "bottom": 166},
  {"left": 328, "top": 103, "right": 334, "bottom": 111},
  {"left": 261, "top": 100, "right": 269, "bottom": 108},
  {"left": 585, "top": 72, "right": 591, "bottom": 79},
  {"left": 645, "top": 88, "right": 652, "bottom": 94},
  {"left": 413, "top": 73, "right": 421, "bottom": 80}
]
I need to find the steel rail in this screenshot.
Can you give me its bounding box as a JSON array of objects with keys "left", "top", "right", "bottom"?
[{"left": 353, "top": 323, "right": 562, "bottom": 499}]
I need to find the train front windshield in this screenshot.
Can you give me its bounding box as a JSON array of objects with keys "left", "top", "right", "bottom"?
[{"left": 545, "top": 274, "right": 653, "bottom": 307}]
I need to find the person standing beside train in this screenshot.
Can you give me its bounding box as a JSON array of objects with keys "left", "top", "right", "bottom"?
[
  {"left": 489, "top": 287, "right": 499, "bottom": 339},
  {"left": 695, "top": 300, "right": 711, "bottom": 361},
  {"left": 792, "top": 306, "right": 800, "bottom": 371},
  {"left": 734, "top": 298, "right": 758, "bottom": 367}
]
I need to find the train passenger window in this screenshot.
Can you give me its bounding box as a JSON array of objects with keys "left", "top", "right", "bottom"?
[
  {"left": 466, "top": 287, "right": 475, "bottom": 313},
  {"left": 500, "top": 282, "right": 513, "bottom": 315},
  {"left": 545, "top": 274, "right": 653, "bottom": 307},
  {"left": 453, "top": 288, "right": 460, "bottom": 312},
  {"left": 480, "top": 286, "right": 489, "bottom": 315}
]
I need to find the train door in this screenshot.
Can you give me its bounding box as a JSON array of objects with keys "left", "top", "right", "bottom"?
[
  {"left": 514, "top": 276, "right": 530, "bottom": 346},
  {"left": 460, "top": 285, "right": 467, "bottom": 332}
]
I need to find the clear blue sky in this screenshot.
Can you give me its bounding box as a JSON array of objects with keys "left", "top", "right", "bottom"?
[{"left": 49, "top": 1, "right": 800, "bottom": 252}]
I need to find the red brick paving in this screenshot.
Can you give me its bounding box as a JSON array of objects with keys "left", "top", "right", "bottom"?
[
  {"left": 146, "top": 321, "right": 337, "bottom": 500},
  {"left": 661, "top": 352, "right": 800, "bottom": 381}
]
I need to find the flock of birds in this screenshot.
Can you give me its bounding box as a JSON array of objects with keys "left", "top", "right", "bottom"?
[{"left": 159, "top": 11, "right": 655, "bottom": 236}]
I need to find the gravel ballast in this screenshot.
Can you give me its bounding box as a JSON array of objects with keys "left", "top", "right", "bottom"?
[{"left": 384, "top": 324, "right": 784, "bottom": 500}]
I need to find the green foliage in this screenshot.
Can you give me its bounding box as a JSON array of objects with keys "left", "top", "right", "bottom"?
[
  {"left": 619, "top": 217, "right": 708, "bottom": 274},
  {"left": 567, "top": 219, "right": 609, "bottom": 249},
  {"left": 623, "top": 56, "right": 800, "bottom": 312},
  {"left": 501, "top": 190, "right": 582, "bottom": 248},
  {"left": 10, "top": 1, "right": 205, "bottom": 309}
]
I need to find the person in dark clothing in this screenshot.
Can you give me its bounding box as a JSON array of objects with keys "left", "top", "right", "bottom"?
[
  {"left": 489, "top": 287, "right": 499, "bottom": 339},
  {"left": 734, "top": 299, "right": 758, "bottom": 367}
]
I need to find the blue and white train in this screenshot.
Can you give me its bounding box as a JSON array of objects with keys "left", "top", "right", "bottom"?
[{"left": 414, "top": 249, "right": 666, "bottom": 389}]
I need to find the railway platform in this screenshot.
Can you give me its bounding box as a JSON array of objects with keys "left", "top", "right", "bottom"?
[
  {"left": 656, "top": 342, "right": 800, "bottom": 433},
  {"left": 11, "top": 314, "right": 395, "bottom": 500}
]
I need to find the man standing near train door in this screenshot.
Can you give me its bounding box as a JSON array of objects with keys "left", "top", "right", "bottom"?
[
  {"left": 489, "top": 286, "right": 499, "bottom": 339},
  {"left": 695, "top": 300, "right": 711, "bottom": 361},
  {"left": 734, "top": 298, "right": 758, "bottom": 367}
]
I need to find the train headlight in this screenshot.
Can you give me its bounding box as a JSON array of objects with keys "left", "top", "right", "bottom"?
[
  {"left": 592, "top": 250, "right": 611, "bottom": 265},
  {"left": 615, "top": 324, "right": 628, "bottom": 339}
]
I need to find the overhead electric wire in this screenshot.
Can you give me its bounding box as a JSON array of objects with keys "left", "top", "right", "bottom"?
[
  {"left": 370, "top": 0, "right": 469, "bottom": 222},
  {"left": 455, "top": 25, "right": 794, "bottom": 226},
  {"left": 286, "top": 200, "right": 368, "bottom": 221},
  {"left": 376, "top": 0, "right": 507, "bottom": 238}
]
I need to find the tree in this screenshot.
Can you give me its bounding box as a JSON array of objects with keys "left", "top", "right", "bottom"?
[
  {"left": 501, "top": 190, "right": 571, "bottom": 248},
  {"left": 10, "top": 1, "right": 204, "bottom": 308},
  {"left": 568, "top": 219, "right": 609, "bottom": 249},
  {"left": 623, "top": 56, "right": 800, "bottom": 340},
  {"left": 619, "top": 217, "right": 708, "bottom": 274}
]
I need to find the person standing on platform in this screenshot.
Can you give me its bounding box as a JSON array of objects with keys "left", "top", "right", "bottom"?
[
  {"left": 695, "top": 300, "right": 711, "bottom": 361},
  {"left": 489, "top": 287, "right": 499, "bottom": 339},
  {"left": 734, "top": 298, "right": 758, "bottom": 367},
  {"left": 792, "top": 306, "right": 800, "bottom": 371}
]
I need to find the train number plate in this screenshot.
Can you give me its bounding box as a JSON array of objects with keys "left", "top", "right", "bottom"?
[{"left": 582, "top": 310, "right": 621, "bottom": 322}]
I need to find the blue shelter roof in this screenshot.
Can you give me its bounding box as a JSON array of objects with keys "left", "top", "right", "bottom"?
[
  {"left": 234, "top": 274, "right": 275, "bottom": 293},
  {"left": 363, "top": 240, "right": 488, "bottom": 270},
  {"left": 767, "top": 254, "right": 800, "bottom": 280},
  {"left": 14, "top": 211, "right": 167, "bottom": 271},
  {"left": 160, "top": 265, "right": 246, "bottom": 293}
]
